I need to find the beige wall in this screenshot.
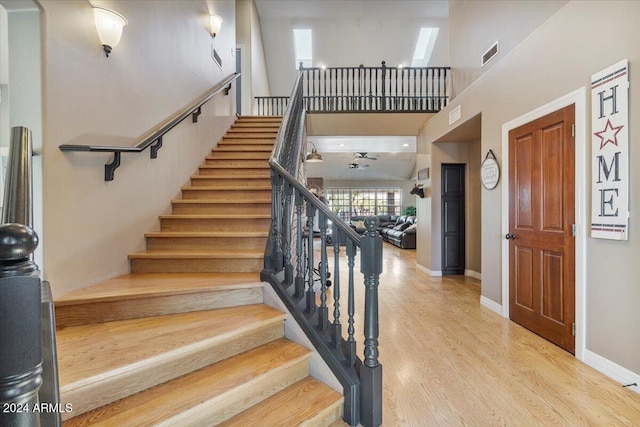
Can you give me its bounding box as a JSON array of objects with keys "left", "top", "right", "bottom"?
[
  {"left": 449, "top": 0, "right": 567, "bottom": 97},
  {"left": 236, "top": 0, "right": 270, "bottom": 115},
  {"left": 40, "top": 0, "right": 237, "bottom": 296},
  {"left": 423, "top": 0, "right": 640, "bottom": 374}
]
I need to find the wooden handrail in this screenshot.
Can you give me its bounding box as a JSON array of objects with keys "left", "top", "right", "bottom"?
[{"left": 59, "top": 73, "right": 240, "bottom": 181}]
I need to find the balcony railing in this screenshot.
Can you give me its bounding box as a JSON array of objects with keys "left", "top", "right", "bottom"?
[
  {"left": 255, "top": 61, "right": 450, "bottom": 115},
  {"left": 262, "top": 70, "right": 383, "bottom": 426}
]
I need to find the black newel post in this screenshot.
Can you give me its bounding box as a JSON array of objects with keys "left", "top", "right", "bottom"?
[
  {"left": 0, "top": 126, "right": 43, "bottom": 427},
  {"left": 359, "top": 216, "right": 383, "bottom": 427}
]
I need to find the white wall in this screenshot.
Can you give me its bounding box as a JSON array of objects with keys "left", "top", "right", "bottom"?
[
  {"left": 236, "top": 0, "right": 270, "bottom": 115},
  {"left": 6, "top": 8, "right": 43, "bottom": 268},
  {"left": 423, "top": 0, "right": 640, "bottom": 375},
  {"left": 39, "top": 0, "right": 237, "bottom": 296}
]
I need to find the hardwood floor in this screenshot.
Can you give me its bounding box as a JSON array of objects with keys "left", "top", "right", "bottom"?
[{"left": 323, "top": 242, "right": 640, "bottom": 426}]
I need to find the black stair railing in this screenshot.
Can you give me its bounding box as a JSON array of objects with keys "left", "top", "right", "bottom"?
[
  {"left": 0, "top": 127, "right": 62, "bottom": 427},
  {"left": 255, "top": 61, "right": 450, "bottom": 114},
  {"left": 262, "top": 71, "right": 383, "bottom": 427},
  {"left": 59, "top": 73, "right": 239, "bottom": 181}
]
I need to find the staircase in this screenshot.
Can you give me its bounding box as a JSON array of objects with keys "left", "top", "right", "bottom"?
[{"left": 54, "top": 117, "right": 345, "bottom": 426}]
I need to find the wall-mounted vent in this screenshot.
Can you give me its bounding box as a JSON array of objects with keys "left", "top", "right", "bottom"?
[{"left": 481, "top": 41, "right": 499, "bottom": 67}]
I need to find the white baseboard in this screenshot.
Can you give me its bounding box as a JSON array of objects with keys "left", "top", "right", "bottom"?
[
  {"left": 480, "top": 296, "right": 503, "bottom": 316},
  {"left": 584, "top": 350, "right": 640, "bottom": 394},
  {"left": 416, "top": 263, "right": 442, "bottom": 276},
  {"left": 465, "top": 269, "right": 482, "bottom": 280}
]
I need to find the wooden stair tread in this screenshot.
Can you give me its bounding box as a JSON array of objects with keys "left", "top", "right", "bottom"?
[
  {"left": 128, "top": 249, "right": 265, "bottom": 259},
  {"left": 55, "top": 273, "right": 262, "bottom": 306},
  {"left": 190, "top": 175, "right": 271, "bottom": 180},
  {"left": 159, "top": 213, "right": 270, "bottom": 219},
  {"left": 58, "top": 304, "right": 285, "bottom": 387},
  {"left": 199, "top": 164, "right": 270, "bottom": 169},
  {"left": 219, "top": 377, "right": 344, "bottom": 427},
  {"left": 145, "top": 231, "right": 268, "bottom": 238},
  {"left": 223, "top": 134, "right": 276, "bottom": 139},
  {"left": 65, "top": 339, "right": 310, "bottom": 427},
  {"left": 172, "top": 198, "right": 271, "bottom": 204},
  {"left": 182, "top": 184, "right": 271, "bottom": 191}
]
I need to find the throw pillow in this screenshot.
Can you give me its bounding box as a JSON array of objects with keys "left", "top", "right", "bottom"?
[
  {"left": 405, "top": 223, "right": 418, "bottom": 231},
  {"left": 351, "top": 220, "right": 365, "bottom": 229}
]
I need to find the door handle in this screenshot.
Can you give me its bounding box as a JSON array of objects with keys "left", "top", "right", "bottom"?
[{"left": 505, "top": 233, "right": 516, "bottom": 240}]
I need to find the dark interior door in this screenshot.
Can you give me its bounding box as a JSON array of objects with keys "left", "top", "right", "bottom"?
[
  {"left": 508, "top": 104, "right": 575, "bottom": 354},
  {"left": 441, "top": 164, "right": 465, "bottom": 275}
]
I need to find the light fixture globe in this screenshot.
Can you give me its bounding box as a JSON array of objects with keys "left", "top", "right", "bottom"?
[
  {"left": 93, "top": 7, "right": 127, "bottom": 57},
  {"left": 209, "top": 14, "right": 223, "bottom": 38}
]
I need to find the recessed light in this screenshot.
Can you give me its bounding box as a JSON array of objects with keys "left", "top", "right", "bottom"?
[
  {"left": 338, "top": 143, "right": 346, "bottom": 147},
  {"left": 402, "top": 143, "right": 409, "bottom": 147}
]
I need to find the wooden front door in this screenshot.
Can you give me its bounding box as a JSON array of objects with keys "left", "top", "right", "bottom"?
[
  {"left": 442, "top": 164, "right": 465, "bottom": 275},
  {"left": 508, "top": 105, "right": 575, "bottom": 353}
]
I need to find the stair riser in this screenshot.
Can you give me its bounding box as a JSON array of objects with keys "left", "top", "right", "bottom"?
[
  {"left": 223, "top": 133, "right": 277, "bottom": 139},
  {"left": 204, "top": 159, "right": 269, "bottom": 168},
  {"left": 146, "top": 236, "right": 268, "bottom": 251},
  {"left": 208, "top": 152, "right": 271, "bottom": 159},
  {"left": 232, "top": 123, "right": 281, "bottom": 128},
  {"left": 182, "top": 189, "right": 271, "bottom": 200},
  {"left": 231, "top": 127, "right": 280, "bottom": 133},
  {"left": 198, "top": 167, "right": 270, "bottom": 177},
  {"left": 55, "top": 287, "right": 263, "bottom": 328},
  {"left": 219, "top": 138, "right": 275, "bottom": 145},
  {"left": 61, "top": 320, "right": 285, "bottom": 421},
  {"left": 160, "top": 218, "right": 270, "bottom": 232},
  {"left": 130, "top": 257, "right": 264, "bottom": 274},
  {"left": 213, "top": 147, "right": 273, "bottom": 154},
  {"left": 158, "top": 359, "right": 310, "bottom": 427},
  {"left": 190, "top": 178, "right": 271, "bottom": 187},
  {"left": 172, "top": 203, "right": 271, "bottom": 215}
]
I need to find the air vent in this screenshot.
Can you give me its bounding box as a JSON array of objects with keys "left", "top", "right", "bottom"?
[{"left": 481, "top": 41, "right": 499, "bottom": 67}]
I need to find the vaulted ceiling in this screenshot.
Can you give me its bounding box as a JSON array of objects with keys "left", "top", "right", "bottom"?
[{"left": 255, "top": 0, "right": 450, "bottom": 180}]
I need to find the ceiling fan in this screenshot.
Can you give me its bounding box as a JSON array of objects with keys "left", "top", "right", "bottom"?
[
  {"left": 353, "top": 152, "right": 379, "bottom": 160},
  {"left": 348, "top": 159, "right": 370, "bottom": 169}
]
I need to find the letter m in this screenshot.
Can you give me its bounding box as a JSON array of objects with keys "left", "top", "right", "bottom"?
[{"left": 597, "top": 152, "right": 621, "bottom": 183}]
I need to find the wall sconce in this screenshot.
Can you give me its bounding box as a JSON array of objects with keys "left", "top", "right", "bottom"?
[
  {"left": 305, "top": 142, "right": 323, "bottom": 163},
  {"left": 209, "top": 14, "right": 223, "bottom": 38},
  {"left": 93, "top": 6, "right": 127, "bottom": 57}
]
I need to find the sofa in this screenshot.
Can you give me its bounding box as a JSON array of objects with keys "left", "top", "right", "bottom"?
[
  {"left": 379, "top": 216, "right": 417, "bottom": 249},
  {"left": 349, "top": 215, "right": 397, "bottom": 234},
  {"left": 348, "top": 215, "right": 416, "bottom": 249}
]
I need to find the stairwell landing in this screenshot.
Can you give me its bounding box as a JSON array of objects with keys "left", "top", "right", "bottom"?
[{"left": 54, "top": 117, "right": 345, "bottom": 426}]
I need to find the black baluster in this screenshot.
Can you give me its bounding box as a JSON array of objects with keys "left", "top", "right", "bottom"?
[
  {"left": 294, "top": 190, "right": 305, "bottom": 298},
  {"left": 306, "top": 200, "right": 316, "bottom": 314},
  {"left": 283, "top": 182, "right": 294, "bottom": 287},
  {"left": 360, "top": 216, "right": 383, "bottom": 427},
  {"left": 345, "top": 238, "right": 356, "bottom": 365},
  {"left": 332, "top": 227, "right": 342, "bottom": 348},
  {"left": 318, "top": 211, "right": 329, "bottom": 330},
  {"left": 381, "top": 61, "right": 386, "bottom": 111}
]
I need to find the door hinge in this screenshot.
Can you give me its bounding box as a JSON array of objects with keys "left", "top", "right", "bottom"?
[
  {"left": 572, "top": 323, "right": 576, "bottom": 336},
  {"left": 572, "top": 224, "right": 576, "bottom": 237},
  {"left": 571, "top": 124, "right": 575, "bottom": 137}
]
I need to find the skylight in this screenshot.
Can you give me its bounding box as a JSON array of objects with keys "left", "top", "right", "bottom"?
[
  {"left": 411, "top": 27, "right": 439, "bottom": 67},
  {"left": 293, "top": 29, "right": 312, "bottom": 69}
]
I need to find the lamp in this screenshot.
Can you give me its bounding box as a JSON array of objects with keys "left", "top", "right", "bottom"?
[
  {"left": 305, "top": 142, "right": 323, "bottom": 163},
  {"left": 93, "top": 6, "right": 127, "bottom": 57},
  {"left": 209, "top": 14, "right": 223, "bottom": 38}
]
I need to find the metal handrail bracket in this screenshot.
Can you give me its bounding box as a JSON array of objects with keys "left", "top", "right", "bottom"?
[{"left": 59, "top": 73, "right": 240, "bottom": 181}]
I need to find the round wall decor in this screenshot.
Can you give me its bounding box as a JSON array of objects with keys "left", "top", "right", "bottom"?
[{"left": 480, "top": 149, "right": 500, "bottom": 190}]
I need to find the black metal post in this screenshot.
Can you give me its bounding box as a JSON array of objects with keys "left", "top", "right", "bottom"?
[
  {"left": 0, "top": 127, "right": 44, "bottom": 427},
  {"left": 359, "top": 216, "right": 383, "bottom": 427}
]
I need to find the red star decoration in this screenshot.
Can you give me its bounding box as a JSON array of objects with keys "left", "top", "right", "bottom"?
[{"left": 594, "top": 119, "right": 624, "bottom": 150}]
